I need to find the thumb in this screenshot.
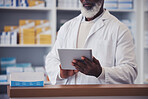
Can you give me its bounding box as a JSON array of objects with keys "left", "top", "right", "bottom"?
[{"left": 93, "top": 57, "right": 100, "bottom": 64}]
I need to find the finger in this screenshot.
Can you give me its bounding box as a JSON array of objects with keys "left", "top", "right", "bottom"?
[
  {"left": 93, "top": 57, "right": 100, "bottom": 64},
  {"left": 81, "top": 56, "right": 92, "bottom": 65},
  {"left": 76, "top": 60, "right": 86, "bottom": 69},
  {"left": 74, "top": 65, "right": 84, "bottom": 73},
  {"left": 72, "top": 62, "right": 84, "bottom": 72},
  {"left": 74, "top": 70, "right": 79, "bottom": 73},
  {"left": 68, "top": 71, "right": 75, "bottom": 76},
  {"left": 60, "top": 65, "right": 64, "bottom": 70}
]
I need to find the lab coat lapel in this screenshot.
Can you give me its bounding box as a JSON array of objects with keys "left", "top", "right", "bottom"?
[
  {"left": 89, "top": 19, "right": 104, "bottom": 37},
  {"left": 84, "top": 19, "right": 104, "bottom": 47},
  {"left": 84, "top": 10, "right": 110, "bottom": 47}
]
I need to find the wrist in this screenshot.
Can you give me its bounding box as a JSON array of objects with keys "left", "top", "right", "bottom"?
[{"left": 95, "top": 67, "right": 102, "bottom": 78}]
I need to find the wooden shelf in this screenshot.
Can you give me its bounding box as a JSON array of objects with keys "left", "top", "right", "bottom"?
[
  {"left": 0, "top": 44, "right": 52, "bottom": 47},
  {"left": 7, "top": 84, "right": 148, "bottom": 98},
  {"left": 0, "top": 7, "right": 52, "bottom": 11}
]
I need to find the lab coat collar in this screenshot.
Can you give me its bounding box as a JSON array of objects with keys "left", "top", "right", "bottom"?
[
  {"left": 74, "top": 10, "right": 111, "bottom": 48},
  {"left": 81, "top": 9, "right": 111, "bottom": 22}
]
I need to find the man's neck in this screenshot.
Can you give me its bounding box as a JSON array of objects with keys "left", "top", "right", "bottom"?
[{"left": 86, "top": 8, "right": 104, "bottom": 21}]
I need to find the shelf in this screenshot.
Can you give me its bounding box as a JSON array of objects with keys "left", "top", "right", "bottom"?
[
  {"left": 57, "top": 7, "right": 135, "bottom": 12},
  {"left": 0, "top": 82, "right": 9, "bottom": 85},
  {"left": 57, "top": 7, "right": 80, "bottom": 11},
  {"left": 0, "top": 44, "right": 52, "bottom": 47},
  {"left": 0, "top": 7, "right": 52, "bottom": 11},
  {"left": 108, "top": 9, "right": 135, "bottom": 12}
]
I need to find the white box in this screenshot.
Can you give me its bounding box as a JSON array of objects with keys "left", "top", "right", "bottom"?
[
  {"left": 10, "top": 32, "right": 17, "bottom": 45},
  {"left": 0, "top": 32, "right": 2, "bottom": 44},
  {"left": 6, "top": 67, "right": 23, "bottom": 74},
  {"left": 118, "top": 3, "right": 133, "bottom": 9},
  {"left": 10, "top": 72, "right": 44, "bottom": 87},
  {"left": 24, "top": 67, "right": 34, "bottom": 72},
  {"left": 104, "top": 2, "right": 118, "bottom": 9},
  {"left": 4, "top": 0, "right": 12, "bottom": 7},
  {"left": 1, "top": 32, "right": 6, "bottom": 45},
  {"left": 5, "top": 32, "right": 11, "bottom": 45},
  {"left": 0, "top": 75, "right": 7, "bottom": 82},
  {"left": 0, "top": 0, "right": 4, "bottom": 6}
]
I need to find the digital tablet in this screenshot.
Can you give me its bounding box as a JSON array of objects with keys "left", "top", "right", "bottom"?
[{"left": 58, "top": 49, "right": 92, "bottom": 70}]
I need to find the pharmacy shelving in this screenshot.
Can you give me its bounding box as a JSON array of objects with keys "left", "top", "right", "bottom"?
[
  {"left": 57, "top": 7, "right": 80, "bottom": 11},
  {"left": 0, "top": 0, "right": 146, "bottom": 84},
  {"left": 0, "top": 0, "right": 57, "bottom": 67},
  {"left": 57, "top": 7, "right": 135, "bottom": 12}
]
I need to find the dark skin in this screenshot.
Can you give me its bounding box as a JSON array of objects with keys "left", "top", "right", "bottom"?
[{"left": 60, "top": 0, "right": 104, "bottom": 79}]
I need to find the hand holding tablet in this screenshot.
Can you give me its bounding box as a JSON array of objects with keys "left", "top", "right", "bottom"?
[{"left": 58, "top": 49, "right": 92, "bottom": 70}]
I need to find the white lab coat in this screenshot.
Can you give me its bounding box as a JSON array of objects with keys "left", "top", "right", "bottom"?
[{"left": 45, "top": 10, "right": 137, "bottom": 85}]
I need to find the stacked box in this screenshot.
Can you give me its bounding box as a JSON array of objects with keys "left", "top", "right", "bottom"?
[
  {"left": 28, "top": 0, "right": 44, "bottom": 8},
  {"left": 35, "top": 20, "right": 51, "bottom": 45},
  {"left": 19, "top": 20, "right": 35, "bottom": 44},
  {"left": 4, "top": 26, "right": 19, "bottom": 32},
  {"left": 104, "top": 0, "right": 118, "bottom": 9},
  {"left": 4, "top": 0, "right": 12, "bottom": 7},
  {"left": 21, "top": 28, "right": 35, "bottom": 44},
  {"left": 38, "top": 34, "right": 51, "bottom": 44},
  {"left": 0, "top": 57, "right": 16, "bottom": 74},
  {"left": 35, "top": 20, "right": 50, "bottom": 28},
  {"left": 0, "top": 0, "right": 4, "bottom": 7},
  {"left": 36, "top": 27, "right": 51, "bottom": 44},
  {"left": 58, "top": 0, "right": 78, "bottom": 8},
  {"left": 0, "top": 32, "right": 17, "bottom": 45}
]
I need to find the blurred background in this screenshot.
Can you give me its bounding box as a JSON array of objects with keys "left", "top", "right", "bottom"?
[{"left": 0, "top": 0, "right": 148, "bottom": 98}]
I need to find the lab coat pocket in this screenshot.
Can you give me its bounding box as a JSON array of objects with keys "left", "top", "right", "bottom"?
[{"left": 96, "top": 40, "right": 114, "bottom": 67}]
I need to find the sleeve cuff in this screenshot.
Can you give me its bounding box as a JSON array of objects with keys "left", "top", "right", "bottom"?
[{"left": 98, "top": 68, "right": 105, "bottom": 79}]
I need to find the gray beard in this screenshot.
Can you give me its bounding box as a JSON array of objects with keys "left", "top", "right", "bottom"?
[{"left": 81, "top": 3, "right": 102, "bottom": 18}]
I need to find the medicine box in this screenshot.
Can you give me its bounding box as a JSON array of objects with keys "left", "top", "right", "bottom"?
[
  {"left": 35, "top": 20, "right": 50, "bottom": 28},
  {"left": 4, "top": 26, "right": 19, "bottom": 32},
  {"left": 10, "top": 72, "right": 44, "bottom": 87},
  {"left": 118, "top": 0, "right": 133, "bottom": 3},
  {"left": 104, "top": 2, "right": 118, "bottom": 9},
  {"left": 118, "top": 3, "right": 133, "bottom": 9},
  {"left": 28, "top": 0, "right": 45, "bottom": 8},
  {"left": 0, "top": 75, "right": 7, "bottom": 82}
]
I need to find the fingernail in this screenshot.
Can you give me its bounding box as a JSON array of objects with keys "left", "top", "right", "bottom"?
[
  {"left": 81, "top": 57, "right": 84, "bottom": 60},
  {"left": 73, "top": 60, "right": 76, "bottom": 63}
]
